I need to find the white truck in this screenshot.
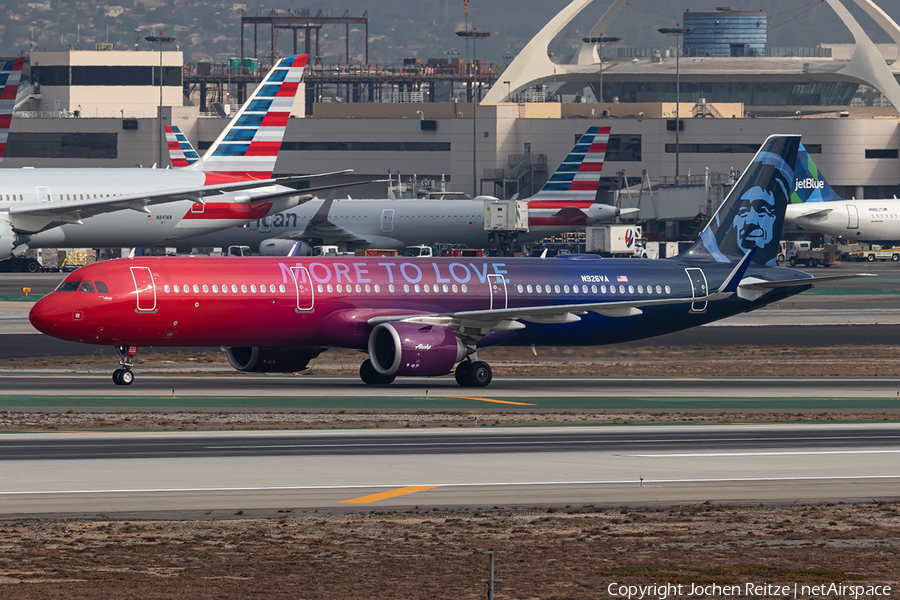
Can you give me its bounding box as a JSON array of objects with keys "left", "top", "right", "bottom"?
[
  {"left": 783, "top": 241, "right": 838, "bottom": 267},
  {"left": 586, "top": 225, "right": 642, "bottom": 256},
  {"left": 845, "top": 245, "right": 900, "bottom": 262}
]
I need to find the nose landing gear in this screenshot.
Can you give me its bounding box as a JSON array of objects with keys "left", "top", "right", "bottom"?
[{"left": 112, "top": 345, "right": 137, "bottom": 386}]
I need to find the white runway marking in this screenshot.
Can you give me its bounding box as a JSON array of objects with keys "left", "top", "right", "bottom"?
[{"left": 2, "top": 474, "right": 900, "bottom": 496}]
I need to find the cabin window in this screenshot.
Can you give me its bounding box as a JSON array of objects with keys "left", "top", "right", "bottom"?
[
  {"left": 388, "top": 284, "right": 395, "bottom": 293},
  {"left": 442, "top": 284, "right": 448, "bottom": 293},
  {"left": 535, "top": 285, "right": 542, "bottom": 293},
  {"left": 647, "top": 287, "right": 652, "bottom": 295},
  {"left": 66, "top": 194, "right": 70, "bottom": 200},
  {"left": 462, "top": 284, "right": 468, "bottom": 293},
  {"left": 241, "top": 285, "right": 247, "bottom": 293},
  {"left": 95, "top": 281, "right": 109, "bottom": 293},
  {"left": 403, "top": 284, "right": 410, "bottom": 293},
  {"left": 326, "top": 284, "right": 333, "bottom": 293},
  {"left": 258, "top": 284, "right": 265, "bottom": 293},
  {"left": 270, "top": 284, "right": 276, "bottom": 293},
  {"left": 221, "top": 284, "right": 228, "bottom": 294},
  {"left": 336, "top": 284, "right": 343, "bottom": 293},
  {"left": 213, "top": 285, "right": 218, "bottom": 293},
  {"left": 202, "top": 285, "right": 209, "bottom": 293},
  {"left": 665, "top": 285, "right": 671, "bottom": 294},
  {"left": 57, "top": 281, "right": 80, "bottom": 292},
  {"left": 609, "top": 286, "right": 616, "bottom": 294},
  {"left": 526, "top": 285, "right": 532, "bottom": 293},
  {"left": 78, "top": 281, "right": 96, "bottom": 293},
  {"left": 164, "top": 284, "right": 171, "bottom": 293},
  {"left": 619, "top": 285, "right": 625, "bottom": 294},
  {"left": 424, "top": 284, "right": 430, "bottom": 293},
  {"left": 278, "top": 284, "right": 285, "bottom": 293},
  {"left": 562, "top": 285, "right": 569, "bottom": 293},
  {"left": 628, "top": 285, "right": 634, "bottom": 294},
  {"left": 655, "top": 285, "right": 662, "bottom": 294},
  {"left": 190, "top": 284, "right": 197, "bottom": 293},
  {"left": 591, "top": 285, "right": 597, "bottom": 293},
  {"left": 374, "top": 284, "right": 380, "bottom": 293},
  {"left": 554, "top": 285, "right": 561, "bottom": 294},
  {"left": 355, "top": 284, "right": 361, "bottom": 293},
  {"left": 365, "top": 284, "right": 371, "bottom": 293},
  {"left": 250, "top": 285, "right": 257, "bottom": 293},
  {"left": 414, "top": 284, "right": 421, "bottom": 293},
  {"left": 317, "top": 284, "right": 323, "bottom": 293},
  {"left": 173, "top": 284, "right": 180, "bottom": 293}
]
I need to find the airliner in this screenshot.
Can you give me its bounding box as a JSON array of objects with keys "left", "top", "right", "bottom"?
[
  {"left": 30, "top": 134, "right": 870, "bottom": 387},
  {"left": 0, "top": 54, "right": 354, "bottom": 272},
  {"left": 786, "top": 143, "right": 900, "bottom": 243},
  {"left": 163, "top": 125, "right": 634, "bottom": 254}
]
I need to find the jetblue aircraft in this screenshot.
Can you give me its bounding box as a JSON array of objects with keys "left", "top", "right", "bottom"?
[
  {"left": 164, "top": 125, "right": 635, "bottom": 254},
  {"left": 30, "top": 135, "right": 869, "bottom": 387},
  {"left": 0, "top": 54, "right": 355, "bottom": 272},
  {"left": 787, "top": 143, "right": 900, "bottom": 243}
]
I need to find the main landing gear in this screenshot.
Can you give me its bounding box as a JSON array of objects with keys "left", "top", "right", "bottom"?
[
  {"left": 112, "top": 345, "right": 137, "bottom": 386},
  {"left": 359, "top": 359, "right": 395, "bottom": 385},
  {"left": 454, "top": 358, "right": 493, "bottom": 388}
]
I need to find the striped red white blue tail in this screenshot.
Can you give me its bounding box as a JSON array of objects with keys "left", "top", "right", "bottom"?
[
  {"left": 528, "top": 126, "right": 611, "bottom": 207},
  {"left": 0, "top": 57, "right": 25, "bottom": 168},
  {"left": 165, "top": 125, "right": 200, "bottom": 167},
  {"left": 200, "top": 54, "right": 308, "bottom": 179}
]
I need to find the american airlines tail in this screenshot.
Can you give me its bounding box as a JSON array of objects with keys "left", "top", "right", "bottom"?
[
  {"left": 164, "top": 126, "right": 200, "bottom": 167},
  {"left": 527, "top": 125, "right": 611, "bottom": 208},
  {"left": 195, "top": 54, "right": 308, "bottom": 179},
  {"left": 689, "top": 134, "right": 801, "bottom": 266},
  {"left": 790, "top": 142, "right": 845, "bottom": 204},
  {"left": 0, "top": 56, "right": 25, "bottom": 169}
]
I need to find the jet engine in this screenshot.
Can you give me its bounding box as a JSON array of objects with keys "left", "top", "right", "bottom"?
[
  {"left": 224, "top": 346, "right": 325, "bottom": 373},
  {"left": 259, "top": 238, "right": 306, "bottom": 256},
  {"left": 368, "top": 322, "right": 466, "bottom": 377},
  {"left": 0, "top": 218, "right": 18, "bottom": 260}
]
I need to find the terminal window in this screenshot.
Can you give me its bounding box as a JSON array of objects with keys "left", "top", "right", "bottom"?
[
  {"left": 6, "top": 132, "right": 117, "bottom": 159},
  {"left": 865, "top": 149, "right": 899, "bottom": 159}
]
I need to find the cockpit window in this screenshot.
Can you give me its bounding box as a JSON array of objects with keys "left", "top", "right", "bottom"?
[
  {"left": 57, "top": 281, "right": 80, "bottom": 292},
  {"left": 78, "top": 281, "right": 96, "bottom": 293},
  {"left": 95, "top": 281, "right": 109, "bottom": 293}
]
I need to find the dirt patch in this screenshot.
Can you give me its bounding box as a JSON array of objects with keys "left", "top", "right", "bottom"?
[{"left": 0, "top": 503, "right": 897, "bottom": 599}]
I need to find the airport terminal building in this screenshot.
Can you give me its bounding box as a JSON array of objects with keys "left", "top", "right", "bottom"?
[{"left": 5, "top": 1, "right": 900, "bottom": 244}]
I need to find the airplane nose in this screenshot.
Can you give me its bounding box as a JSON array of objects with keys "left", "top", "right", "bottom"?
[{"left": 28, "top": 295, "right": 57, "bottom": 336}]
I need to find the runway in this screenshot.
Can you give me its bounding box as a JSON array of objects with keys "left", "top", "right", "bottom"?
[
  {"left": 2, "top": 373, "right": 900, "bottom": 411},
  {"left": 0, "top": 424, "right": 897, "bottom": 516}
]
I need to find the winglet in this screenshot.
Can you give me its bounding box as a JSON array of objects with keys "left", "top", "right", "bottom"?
[
  {"left": 717, "top": 247, "right": 757, "bottom": 294},
  {"left": 310, "top": 190, "right": 338, "bottom": 225}
]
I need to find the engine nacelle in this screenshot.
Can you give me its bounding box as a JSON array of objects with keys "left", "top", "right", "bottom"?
[
  {"left": 368, "top": 322, "right": 466, "bottom": 377},
  {"left": 259, "top": 238, "right": 306, "bottom": 256},
  {"left": 0, "top": 218, "right": 17, "bottom": 260},
  {"left": 225, "top": 346, "right": 324, "bottom": 373}
]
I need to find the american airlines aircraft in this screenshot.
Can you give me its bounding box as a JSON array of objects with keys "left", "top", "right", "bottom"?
[
  {"left": 786, "top": 142, "right": 900, "bottom": 243},
  {"left": 30, "top": 134, "right": 870, "bottom": 387},
  {"left": 165, "top": 126, "right": 633, "bottom": 254},
  {"left": 0, "top": 54, "right": 352, "bottom": 272}
]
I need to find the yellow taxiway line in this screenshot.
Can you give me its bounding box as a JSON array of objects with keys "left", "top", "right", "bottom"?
[
  {"left": 446, "top": 396, "right": 536, "bottom": 406},
  {"left": 341, "top": 485, "right": 440, "bottom": 504}
]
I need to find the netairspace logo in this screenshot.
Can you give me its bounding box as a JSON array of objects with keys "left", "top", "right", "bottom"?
[
  {"left": 606, "top": 581, "right": 892, "bottom": 600},
  {"left": 794, "top": 178, "right": 824, "bottom": 191}
]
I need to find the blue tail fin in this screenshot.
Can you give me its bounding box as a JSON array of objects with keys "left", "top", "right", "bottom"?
[
  {"left": 689, "top": 134, "right": 800, "bottom": 267},
  {"left": 791, "top": 142, "right": 844, "bottom": 203}
]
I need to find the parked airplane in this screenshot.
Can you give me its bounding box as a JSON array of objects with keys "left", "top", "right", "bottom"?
[
  {"left": 786, "top": 143, "right": 900, "bottom": 243},
  {"left": 30, "top": 134, "right": 871, "bottom": 388},
  {"left": 163, "top": 125, "right": 635, "bottom": 254},
  {"left": 0, "top": 54, "right": 354, "bottom": 272}
]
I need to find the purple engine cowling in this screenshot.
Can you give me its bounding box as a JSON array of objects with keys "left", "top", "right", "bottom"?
[{"left": 368, "top": 322, "right": 466, "bottom": 376}]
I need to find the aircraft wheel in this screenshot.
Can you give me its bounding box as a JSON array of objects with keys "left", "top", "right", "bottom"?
[
  {"left": 467, "top": 361, "right": 493, "bottom": 388},
  {"left": 120, "top": 369, "right": 134, "bottom": 385},
  {"left": 454, "top": 360, "right": 472, "bottom": 386},
  {"left": 359, "top": 359, "right": 395, "bottom": 385},
  {"left": 112, "top": 369, "right": 124, "bottom": 385},
  {"left": 8, "top": 259, "right": 22, "bottom": 273}
]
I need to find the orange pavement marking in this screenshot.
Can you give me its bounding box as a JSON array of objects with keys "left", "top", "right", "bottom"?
[
  {"left": 340, "top": 485, "right": 440, "bottom": 504},
  {"left": 447, "top": 396, "right": 536, "bottom": 406}
]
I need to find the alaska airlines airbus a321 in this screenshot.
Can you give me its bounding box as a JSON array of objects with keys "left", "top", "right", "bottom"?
[{"left": 30, "top": 135, "right": 871, "bottom": 387}]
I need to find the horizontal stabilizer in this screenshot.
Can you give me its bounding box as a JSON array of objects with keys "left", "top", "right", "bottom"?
[{"left": 740, "top": 273, "right": 876, "bottom": 290}]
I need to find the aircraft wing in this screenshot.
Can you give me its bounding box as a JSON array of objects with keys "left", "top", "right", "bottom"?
[
  {"left": 6, "top": 172, "right": 361, "bottom": 233},
  {"left": 368, "top": 252, "right": 760, "bottom": 343},
  {"left": 274, "top": 191, "right": 370, "bottom": 245},
  {"left": 790, "top": 207, "right": 834, "bottom": 219}
]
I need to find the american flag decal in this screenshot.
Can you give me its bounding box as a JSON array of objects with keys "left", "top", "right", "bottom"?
[{"left": 617, "top": 275, "right": 628, "bottom": 282}]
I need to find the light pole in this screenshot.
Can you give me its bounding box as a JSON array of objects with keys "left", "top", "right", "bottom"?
[
  {"left": 145, "top": 33, "right": 176, "bottom": 168},
  {"left": 658, "top": 26, "right": 693, "bottom": 187},
  {"left": 583, "top": 35, "right": 620, "bottom": 104},
  {"left": 456, "top": 27, "right": 490, "bottom": 199}
]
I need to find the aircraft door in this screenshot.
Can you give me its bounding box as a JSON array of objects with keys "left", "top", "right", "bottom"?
[
  {"left": 130, "top": 267, "right": 157, "bottom": 313},
  {"left": 290, "top": 266, "right": 314, "bottom": 312},
  {"left": 685, "top": 267, "right": 708, "bottom": 313},
  {"left": 847, "top": 205, "right": 859, "bottom": 229},
  {"left": 381, "top": 209, "right": 394, "bottom": 232},
  {"left": 36, "top": 186, "right": 51, "bottom": 204},
  {"left": 488, "top": 274, "right": 507, "bottom": 310}
]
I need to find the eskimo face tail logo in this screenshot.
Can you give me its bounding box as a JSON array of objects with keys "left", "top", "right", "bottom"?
[{"left": 696, "top": 135, "right": 799, "bottom": 267}]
